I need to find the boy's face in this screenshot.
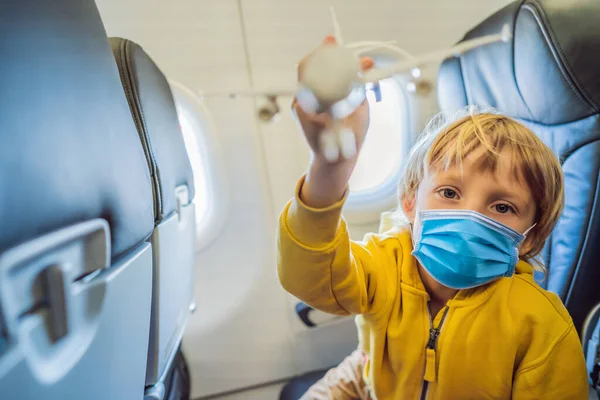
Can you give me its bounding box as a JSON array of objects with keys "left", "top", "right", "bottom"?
[{"left": 403, "top": 147, "right": 537, "bottom": 255}]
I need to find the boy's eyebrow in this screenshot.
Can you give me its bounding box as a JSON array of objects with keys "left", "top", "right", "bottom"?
[
  {"left": 432, "top": 173, "right": 467, "bottom": 186},
  {"left": 487, "top": 189, "right": 526, "bottom": 203}
]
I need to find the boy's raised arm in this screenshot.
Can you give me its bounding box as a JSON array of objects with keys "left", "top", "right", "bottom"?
[
  {"left": 277, "top": 172, "right": 395, "bottom": 317},
  {"left": 278, "top": 37, "right": 393, "bottom": 317}
]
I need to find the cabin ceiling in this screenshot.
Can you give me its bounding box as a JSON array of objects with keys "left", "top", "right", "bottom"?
[{"left": 97, "top": 0, "right": 513, "bottom": 96}]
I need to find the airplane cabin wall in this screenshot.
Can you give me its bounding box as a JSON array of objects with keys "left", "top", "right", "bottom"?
[{"left": 95, "top": 0, "right": 512, "bottom": 397}]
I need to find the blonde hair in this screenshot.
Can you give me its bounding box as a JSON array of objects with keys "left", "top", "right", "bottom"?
[{"left": 397, "top": 108, "right": 564, "bottom": 270}]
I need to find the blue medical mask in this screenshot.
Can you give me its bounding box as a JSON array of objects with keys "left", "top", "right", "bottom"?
[{"left": 411, "top": 209, "right": 534, "bottom": 290}]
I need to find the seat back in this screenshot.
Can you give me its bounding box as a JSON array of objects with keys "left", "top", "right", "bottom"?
[
  {"left": 109, "top": 38, "right": 196, "bottom": 398},
  {"left": 0, "top": 0, "right": 156, "bottom": 399},
  {"left": 437, "top": 0, "right": 600, "bottom": 333}
]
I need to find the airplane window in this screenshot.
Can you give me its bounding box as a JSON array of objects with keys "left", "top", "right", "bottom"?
[
  {"left": 169, "top": 80, "right": 228, "bottom": 250},
  {"left": 349, "top": 78, "right": 407, "bottom": 193},
  {"left": 178, "top": 110, "right": 210, "bottom": 225},
  {"left": 344, "top": 78, "right": 410, "bottom": 220}
]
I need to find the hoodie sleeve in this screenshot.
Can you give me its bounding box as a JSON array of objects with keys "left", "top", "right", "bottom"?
[
  {"left": 276, "top": 176, "right": 401, "bottom": 317},
  {"left": 512, "top": 323, "right": 588, "bottom": 400}
]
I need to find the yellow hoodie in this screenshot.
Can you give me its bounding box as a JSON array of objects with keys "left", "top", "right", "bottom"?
[{"left": 277, "top": 177, "right": 588, "bottom": 400}]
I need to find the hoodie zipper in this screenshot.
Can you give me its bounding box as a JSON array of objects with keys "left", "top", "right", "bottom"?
[{"left": 420, "top": 305, "right": 450, "bottom": 400}]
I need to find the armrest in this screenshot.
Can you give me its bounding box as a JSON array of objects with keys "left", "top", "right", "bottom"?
[
  {"left": 295, "top": 302, "right": 345, "bottom": 328},
  {"left": 583, "top": 303, "right": 600, "bottom": 394}
]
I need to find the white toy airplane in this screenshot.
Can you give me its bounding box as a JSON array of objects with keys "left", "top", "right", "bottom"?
[{"left": 201, "top": 7, "right": 511, "bottom": 163}]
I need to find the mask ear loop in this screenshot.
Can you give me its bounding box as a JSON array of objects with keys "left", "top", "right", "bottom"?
[
  {"left": 410, "top": 206, "right": 423, "bottom": 249},
  {"left": 516, "top": 223, "right": 537, "bottom": 249},
  {"left": 523, "top": 223, "right": 537, "bottom": 237}
]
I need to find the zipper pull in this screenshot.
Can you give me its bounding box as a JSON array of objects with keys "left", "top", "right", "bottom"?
[
  {"left": 424, "top": 347, "right": 436, "bottom": 382},
  {"left": 424, "top": 327, "right": 439, "bottom": 382},
  {"left": 427, "top": 327, "right": 440, "bottom": 349},
  {"left": 424, "top": 306, "right": 449, "bottom": 383}
]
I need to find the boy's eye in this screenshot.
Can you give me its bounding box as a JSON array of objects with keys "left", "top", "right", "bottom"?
[
  {"left": 442, "top": 188, "right": 457, "bottom": 199},
  {"left": 494, "top": 204, "right": 513, "bottom": 214}
]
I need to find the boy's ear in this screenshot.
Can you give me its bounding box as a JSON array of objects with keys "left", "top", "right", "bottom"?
[
  {"left": 401, "top": 194, "right": 416, "bottom": 222},
  {"left": 519, "top": 234, "right": 535, "bottom": 256}
]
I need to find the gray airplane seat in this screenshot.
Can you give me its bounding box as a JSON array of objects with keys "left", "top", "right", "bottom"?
[
  {"left": 109, "top": 38, "right": 196, "bottom": 400},
  {"left": 437, "top": 0, "right": 600, "bottom": 394},
  {"left": 0, "top": 0, "right": 156, "bottom": 399}
]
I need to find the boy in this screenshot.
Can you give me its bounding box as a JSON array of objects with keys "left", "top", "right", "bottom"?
[{"left": 276, "top": 37, "right": 588, "bottom": 399}]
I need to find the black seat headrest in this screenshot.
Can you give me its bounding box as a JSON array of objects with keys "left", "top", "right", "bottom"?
[
  {"left": 109, "top": 37, "right": 195, "bottom": 222},
  {"left": 438, "top": 0, "right": 600, "bottom": 125},
  {"left": 0, "top": 1, "right": 155, "bottom": 260}
]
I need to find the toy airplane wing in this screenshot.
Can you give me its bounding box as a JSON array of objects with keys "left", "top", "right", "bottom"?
[
  {"left": 362, "top": 24, "right": 511, "bottom": 83},
  {"left": 199, "top": 88, "right": 297, "bottom": 99}
]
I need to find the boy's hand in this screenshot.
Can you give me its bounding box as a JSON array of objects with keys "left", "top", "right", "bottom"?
[
  {"left": 293, "top": 35, "right": 374, "bottom": 164},
  {"left": 293, "top": 35, "right": 374, "bottom": 208}
]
